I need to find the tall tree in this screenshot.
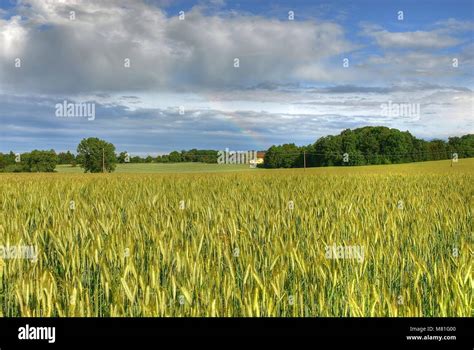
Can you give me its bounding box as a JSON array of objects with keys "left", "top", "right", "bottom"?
[
  {"left": 77, "top": 138, "right": 117, "bottom": 173},
  {"left": 25, "top": 150, "right": 58, "bottom": 172}
]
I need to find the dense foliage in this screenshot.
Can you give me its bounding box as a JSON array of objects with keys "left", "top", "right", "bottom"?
[
  {"left": 0, "top": 150, "right": 58, "bottom": 172},
  {"left": 1, "top": 127, "right": 473, "bottom": 172},
  {"left": 0, "top": 148, "right": 218, "bottom": 172},
  {"left": 57, "top": 151, "right": 76, "bottom": 165},
  {"left": 77, "top": 138, "right": 117, "bottom": 173},
  {"left": 118, "top": 149, "right": 218, "bottom": 164},
  {"left": 264, "top": 127, "right": 474, "bottom": 168}
]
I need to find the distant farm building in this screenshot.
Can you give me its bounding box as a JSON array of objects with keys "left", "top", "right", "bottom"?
[{"left": 256, "top": 151, "right": 266, "bottom": 164}]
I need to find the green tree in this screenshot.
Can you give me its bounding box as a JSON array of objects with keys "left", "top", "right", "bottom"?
[
  {"left": 449, "top": 135, "right": 474, "bottom": 158},
  {"left": 313, "top": 136, "right": 342, "bottom": 166},
  {"left": 0, "top": 153, "right": 10, "bottom": 170},
  {"left": 168, "top": 151, "right": 182, "bottom": 163},
  {"left": 58, "top": 151, "right": 75, "bottom": 165},
  {"left": 77, "top": 138, "right": 117, "bottom": 173},
  {"left": 131, "top": 156, "right": 144, "bottom": 163},
  {"left": 25, "top": 150, "right": 58, "bottom": 172},
  {"left": 264, "top": 126, "right": 463, "bottom": 169},
  {"left": 0, "top": 151, "right": 26, "bottom": 172},
  {"left": 264, "top": 144, "right": 301, "bottom": 168},
  {"left": 117, "top": 151, "right": 129, "bottom": 163},
  {"left": 426, "top": 139, "right": 448, "bottom": 161}
]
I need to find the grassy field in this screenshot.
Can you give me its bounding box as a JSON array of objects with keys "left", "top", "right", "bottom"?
[
  {"left": 56, "top": 163, "right": 259, "bottom": 173},
  {"left": 57, "top": 158, "right": 473, "bottom": 174},
  {"left": 0, "top": 159, "right": 472, "bottom": 317}
]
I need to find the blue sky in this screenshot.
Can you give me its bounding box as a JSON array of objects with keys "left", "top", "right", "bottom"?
[{"left": 0, "top": 0, "right": 472, "bottom": 155}]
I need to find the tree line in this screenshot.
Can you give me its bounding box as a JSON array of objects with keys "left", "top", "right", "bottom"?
[
  {"left": 1, "top": 127, "right": 473, "bottom": 173},
  {"left": 117, "top": 149, "right": 218, "bottom": 164},
  {"left": 0, "top": 138, "right": 218, "bottom": 173},
  {"left": 264, "top": 127, "right": 474, "bottom": 168}
]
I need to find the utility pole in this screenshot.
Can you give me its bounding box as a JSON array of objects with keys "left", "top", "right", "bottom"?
[
  {"left": 303, "top": 151, "right": 306, "bottom": 171},
  {"left": 102, "top": 148, "right": 105, "bottom": 173}
]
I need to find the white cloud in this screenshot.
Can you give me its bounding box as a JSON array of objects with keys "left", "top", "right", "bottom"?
[
  {"left": 0, "top": 0, "right": 472, "bottom": 152},
  {"left": 434, "top": 18, "right": 474, "bottom": 33},
  {"left": 0, "top": 0, "right": 355, "bottom": 94},
  {"left": 361, "top": 23, "right": 462, "bottom": 49},
  {"left": 0, "top": 16, "right": 28, "bottom": 59}
]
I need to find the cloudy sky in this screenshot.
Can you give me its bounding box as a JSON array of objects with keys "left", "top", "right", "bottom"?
[{"left": 0, "top": 0, "right": 473, "bottom": 155}]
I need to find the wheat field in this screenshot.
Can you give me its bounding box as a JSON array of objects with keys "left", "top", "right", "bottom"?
[{"left": 0, "top": 159, "right": 472, "bottom": 317}]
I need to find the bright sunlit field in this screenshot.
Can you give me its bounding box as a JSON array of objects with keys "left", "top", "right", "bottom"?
[{"left": 0, "top": 159, "right": 472, "bottom": 316}]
